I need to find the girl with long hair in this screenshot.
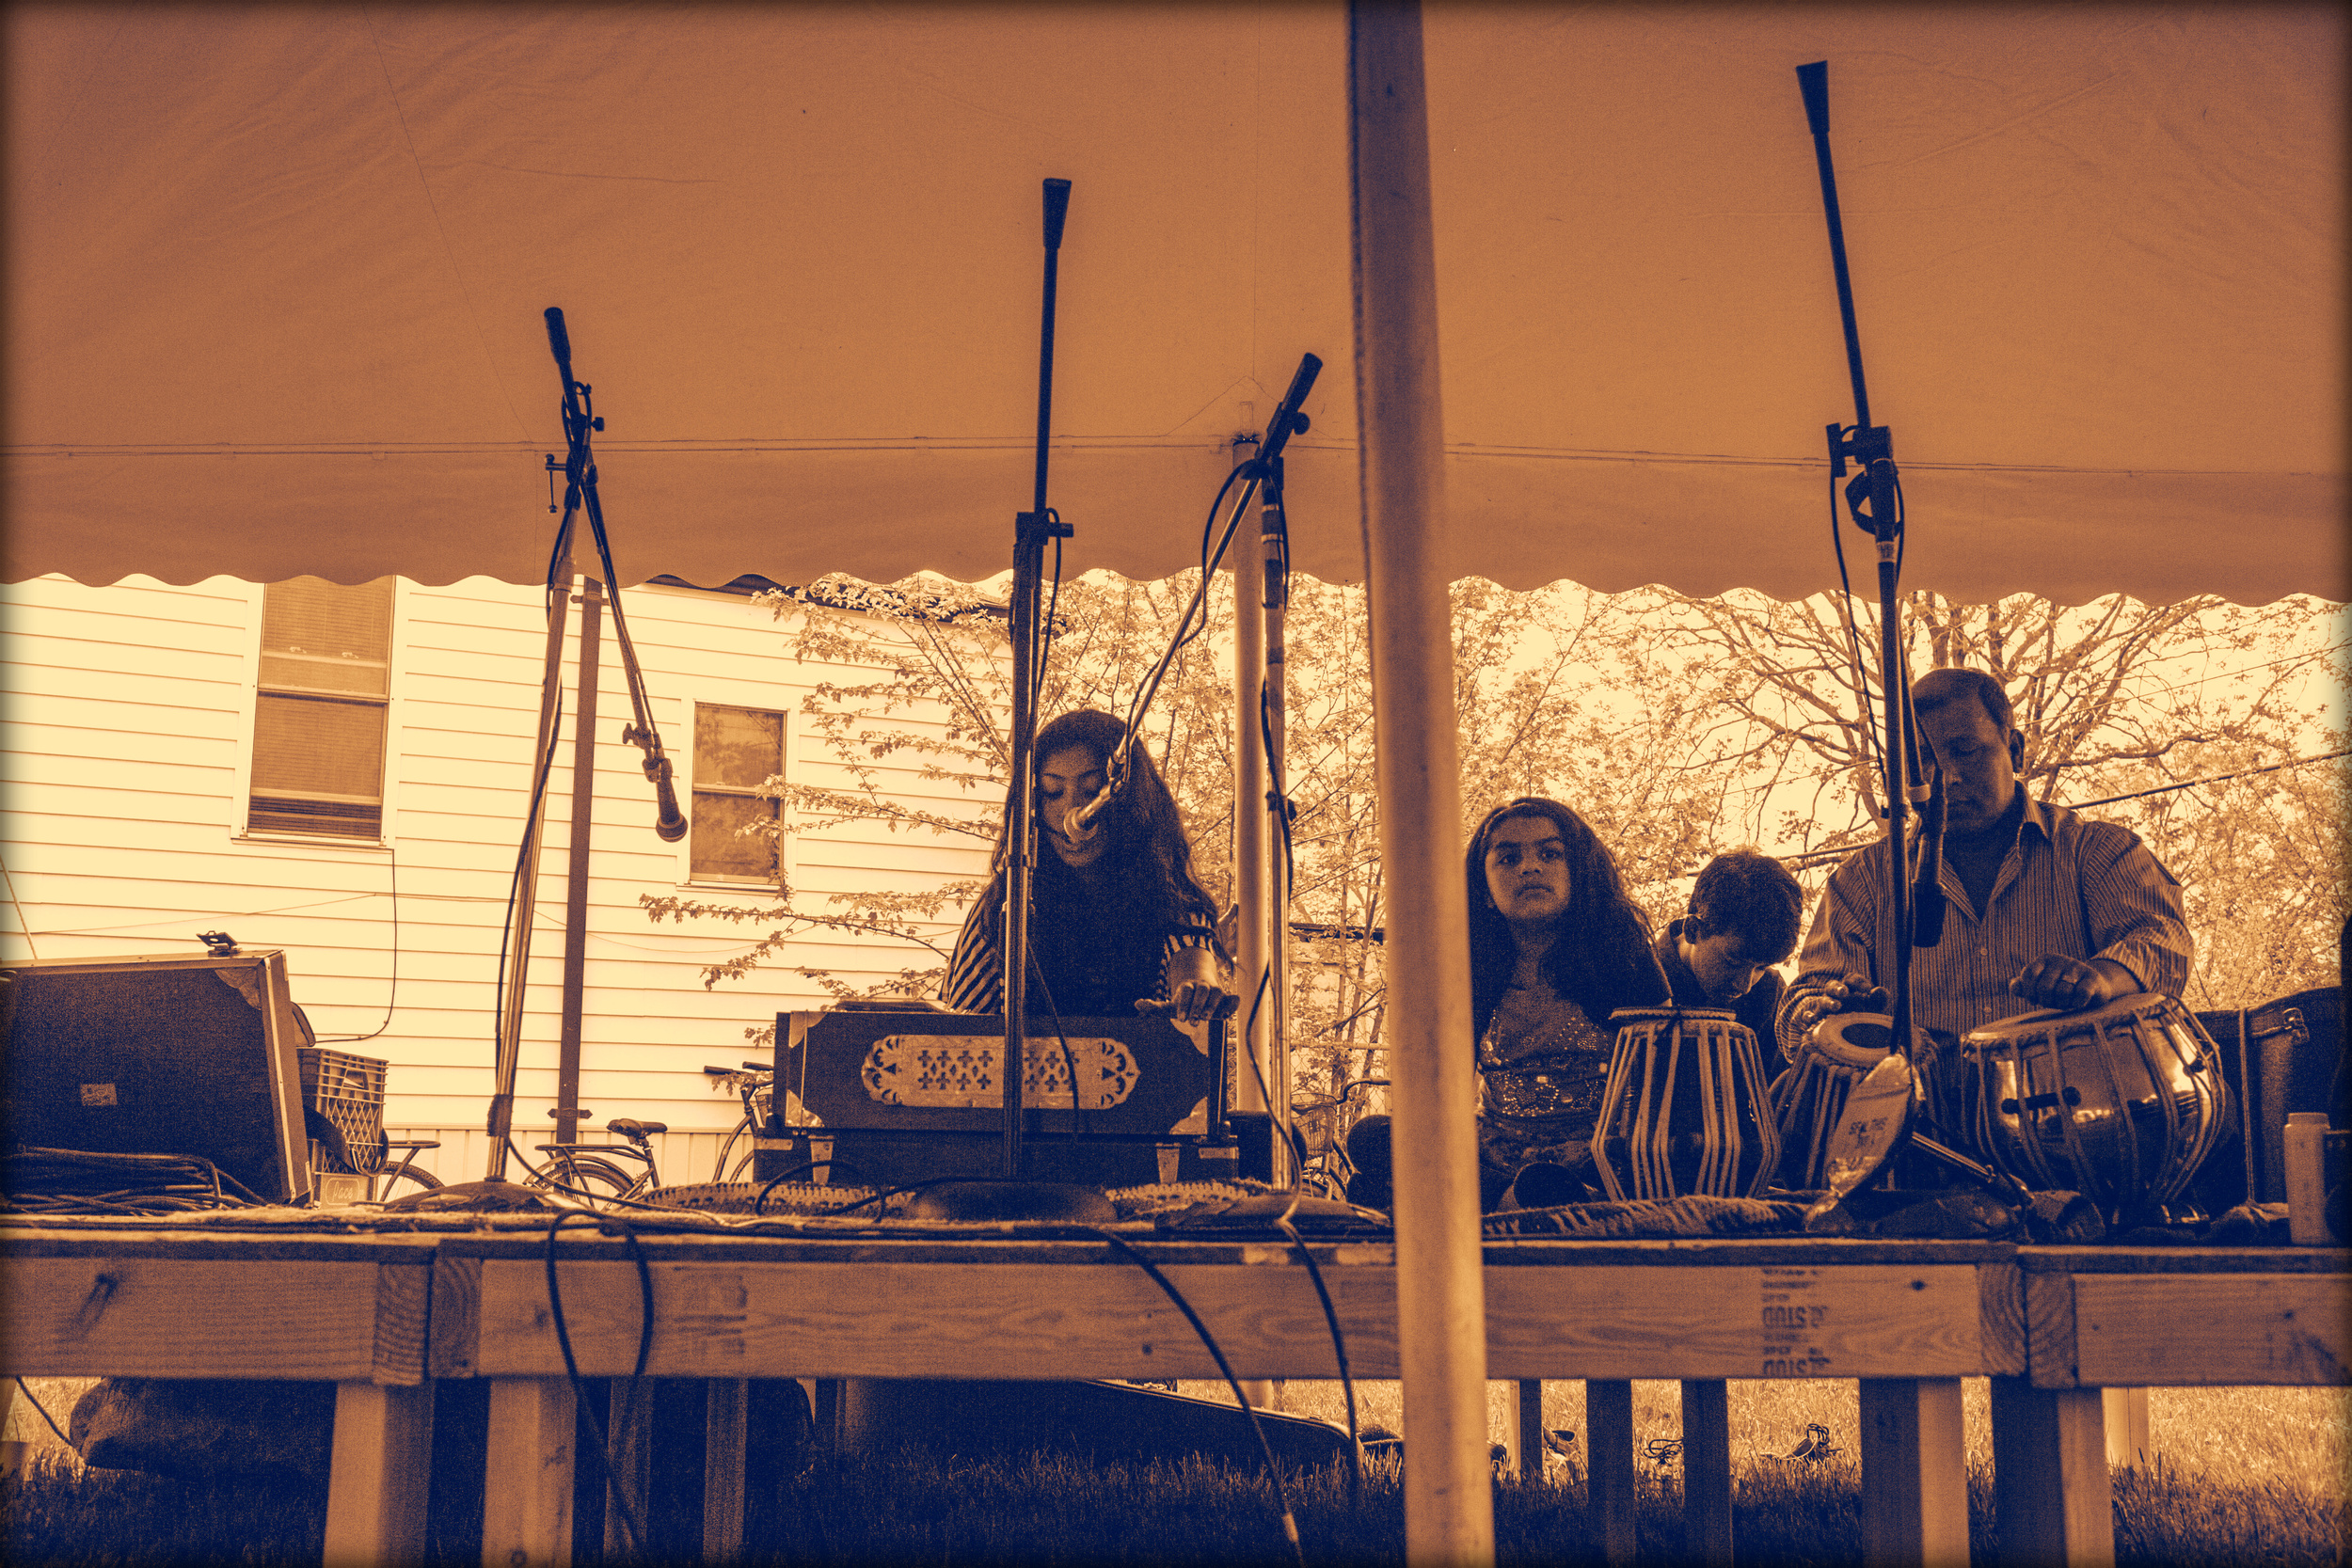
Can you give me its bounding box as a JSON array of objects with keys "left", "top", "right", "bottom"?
[
  {"left": 941, "top": 709, "right": 1230, "bottom": 1022},
  {"left": 1348, "top": 797, "right": 1669, "bottom": 1211}
]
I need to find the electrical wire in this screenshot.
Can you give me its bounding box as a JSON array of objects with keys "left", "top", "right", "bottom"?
[
  {"left": 311, "top": 847, "right": 398, "bottom": 1042},
  {"left": 542, "top": 1209, "right": 654, "bottom": 1557},
  {"left": 11, "top": 1378, "right": 71, "bottom": 1446},
  {"left": 1103, "top": 461, "right": 1260, "bottom": 799},
  {"left": 2, "top": 852, "right": 40, "bottom": 958},
  {"left": 1089, "top": 1227, "right": 1304, "bottom": 1565}
]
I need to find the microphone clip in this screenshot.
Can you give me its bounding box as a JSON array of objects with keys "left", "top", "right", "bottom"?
[{"left": 1827, "top": 423, "right": 1899, "bottom": 543}]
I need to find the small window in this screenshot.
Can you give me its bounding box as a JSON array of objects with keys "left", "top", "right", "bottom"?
[
  {"left": 692, "top": 704, "right": 785, "bottom": 882},
  {"left": 248, "top": 578, "right": 394, "bottom": 839}
]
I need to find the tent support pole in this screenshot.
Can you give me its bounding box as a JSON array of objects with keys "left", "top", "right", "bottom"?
[
  {"left": 1233, "top": 431, "right": 1273, "bottom": 1130},
  {"left": 1350, "top": 4, "right": 1493, "bottom": 1563}
]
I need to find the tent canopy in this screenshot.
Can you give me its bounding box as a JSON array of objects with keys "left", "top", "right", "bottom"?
[{"left": 7, "top": 3, "right": 2342, "bottom": 604}]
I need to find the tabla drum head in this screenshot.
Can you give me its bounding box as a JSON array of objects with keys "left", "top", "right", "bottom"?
[{"left": 1808, "top": 1012, "right": 1899, "bottom": 1069}]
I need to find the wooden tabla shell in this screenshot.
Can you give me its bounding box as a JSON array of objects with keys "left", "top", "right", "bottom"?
[
  {"left": 1594, "top": 1008, "right": 1781, "bottom": 1200},
  {"left": 1962, "top": 991, "right": 2229, "bottom": 1221}
]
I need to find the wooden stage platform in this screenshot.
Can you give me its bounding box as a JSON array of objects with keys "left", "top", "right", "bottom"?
[{"left": 5, "top": 1216, "right": 2344, "bottom": 1566}]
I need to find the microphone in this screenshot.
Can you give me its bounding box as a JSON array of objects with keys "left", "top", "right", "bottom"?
[
  {"left": 1913, "top": 763, "right": 1948, "bottom": 947},
  {"left": 1255, "top": 353, "right": 1323, "bottom": 470},
  {"left": 544, "top": 307, "right": 574, "bottom": 374},
  {"left": 1798, "top": 60, "right": 1832, "bottom": 137},
  {"left": 1042, "top": 178, "right": 1072, "bottom": 252},
  {"left": 1062, "top": 780, "right": 1111, "bottom": 847},
  {"left": 649, "top": 757, "right": 688, "bottom": 844}
]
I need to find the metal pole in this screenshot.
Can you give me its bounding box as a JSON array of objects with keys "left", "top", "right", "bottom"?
[
  {"left": 1262, "top": 462, "right": 1294, "bottom": 1171},
  {"left": 1350, "top": 4, "right": 1492, "bottom": 1561},
  {"left": 1232, "top": 430, "right": 1272, "bottom": 1124},
  {"left": 486, "top": 546, "right": 573, "bottom": 1181},
  {"left": 555, "top": 577, "right": 603, "bottom": 1148}
]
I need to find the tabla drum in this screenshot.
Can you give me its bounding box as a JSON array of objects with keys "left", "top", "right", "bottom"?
[
  {"left": 1962, "top": 991, "right": 2229, "bottom": 1225},
  {"left": 1770, "top": 1012, "right": 1897, "bottom": 1190},
  {"left": 1593, "top": 1008, "right": 1781, "bottom": 1200}
]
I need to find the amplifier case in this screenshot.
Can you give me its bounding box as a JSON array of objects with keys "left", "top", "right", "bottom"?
[{"left": 2, "top": 949, "right": 311, "bottom": 1203}]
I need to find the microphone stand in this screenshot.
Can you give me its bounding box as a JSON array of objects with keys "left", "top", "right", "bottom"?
[
  {"left": 390, "top": 311, "right": 686, "bottom": 1211},
  {"left": 1002, "top": 179, "right": 1075, "bottom": 1183},
  {"left": 1799, "top": 61, "right": 1929, "bottom": 1109}
]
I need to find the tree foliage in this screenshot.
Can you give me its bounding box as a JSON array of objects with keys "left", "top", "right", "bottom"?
[{"left": 645, "top": 561, "right": 2346, "bottom": 1070}]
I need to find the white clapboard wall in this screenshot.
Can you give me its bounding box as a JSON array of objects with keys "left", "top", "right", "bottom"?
[{"left": 0, "top": 572, "right": 995, "bottom": 1158}]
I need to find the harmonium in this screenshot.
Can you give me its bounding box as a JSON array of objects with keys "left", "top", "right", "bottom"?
[{"left": 760, "top": 1006, "right": 1272, "bottom": 1190}]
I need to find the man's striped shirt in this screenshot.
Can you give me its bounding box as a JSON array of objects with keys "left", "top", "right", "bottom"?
[{"left": 1779, "top": 795, "right": 2192, "bottom": 1061}]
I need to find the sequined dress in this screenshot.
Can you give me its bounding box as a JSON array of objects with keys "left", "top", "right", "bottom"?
[{"left": 1475, "top": 977, "right": 1615, "bottom": 1177}]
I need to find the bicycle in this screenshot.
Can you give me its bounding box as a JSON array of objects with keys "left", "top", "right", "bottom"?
[
  {"left": 530, "top": 1117, "right": 668, "bottom": 1202},
  {"left": 704, "top": 1060, "right": 774, "bottom": 1185},
  {"left": 370, "top": 1138, "right": 444, "bottom": 1201},
  {"left": 1290, "top": 1078, "right": 1390, "bottom": 1200}
]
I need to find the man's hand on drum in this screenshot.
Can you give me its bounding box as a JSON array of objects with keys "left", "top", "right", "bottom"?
[
  {"left": 2009, "top": 955, "right": 2140, "bottom": 1012},
  {"left": 1783, "top": 972, "right": 1883, "bottom": 1037}
]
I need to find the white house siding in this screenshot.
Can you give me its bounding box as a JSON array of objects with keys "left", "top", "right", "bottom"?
[{"left": 1, "top": 574, "right": 995, "bottom": 1187}]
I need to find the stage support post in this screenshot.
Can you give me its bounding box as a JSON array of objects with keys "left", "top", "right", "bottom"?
[{"left": 1349, "top": 3, "right": 1491, "bottom": 1562}]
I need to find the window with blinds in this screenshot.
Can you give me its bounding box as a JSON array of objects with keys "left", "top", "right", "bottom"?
[
  {"left": 247, "top": 578, "right": 394, "bottom": 839},
  {"left": 692, "top": 704, "right": 784, "bottom": 882}
]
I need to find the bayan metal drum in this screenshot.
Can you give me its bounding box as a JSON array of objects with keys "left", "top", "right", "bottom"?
[
  {"left": 1593, "top": 1008, "right": 1781, "bottom": 1200},
  {"left": 1963, "top": 991, "right": 2229, "bottom": 1224}
]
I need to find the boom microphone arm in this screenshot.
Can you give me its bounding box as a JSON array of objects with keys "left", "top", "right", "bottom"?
[{"left": 543, "top": 309, "right": 688, "bottom": 845}]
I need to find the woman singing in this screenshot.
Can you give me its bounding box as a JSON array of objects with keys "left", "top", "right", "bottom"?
[
  {"left": 941, "top": 709, "right": 1231, "bottom": 1023},
  {"left": 1348, "top": 798, "right": 1670, "bottom": 1211}
]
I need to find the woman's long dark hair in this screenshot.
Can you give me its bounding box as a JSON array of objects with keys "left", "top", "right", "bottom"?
[
  {"left": 1465, "top": 797, "right": 1667, "bottom": 1037},
  {"left": 978, "top": 709, "right": 1220, "bottom": 939}
]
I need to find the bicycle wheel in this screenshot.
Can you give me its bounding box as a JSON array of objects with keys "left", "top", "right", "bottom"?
[
  {"left": 535, "top": 1152, "right": 638, "bottom": 1198},
  {"left": 376, "top": 1164, "right": 443, "bottom": 1200}
]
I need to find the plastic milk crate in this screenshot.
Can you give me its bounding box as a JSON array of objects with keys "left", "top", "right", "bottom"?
[{"left": 298, "top": 1047, "right": 388, "bottom": 1176}]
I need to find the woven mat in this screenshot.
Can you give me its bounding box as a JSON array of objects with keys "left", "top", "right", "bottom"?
[{"left": 1482, "top": 1194, "right": 1809, "bottom": 1239}]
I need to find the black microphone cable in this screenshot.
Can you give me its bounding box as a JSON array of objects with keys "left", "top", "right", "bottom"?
[
  {"left": 1089, "top": 1227, "right": 1305, "bottom": 1566},
  {"left": 542, "top": 1209, "right": 654, "bottom": 1557},
  {"left": 1270, "top": 1198, "right": 1365, "bottom": 1504}
]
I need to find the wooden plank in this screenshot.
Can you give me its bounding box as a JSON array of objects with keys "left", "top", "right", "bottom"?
[
  {"left": 1990, "top": 1376, "right": 2113, "bottom": 1567},
  {"left": 704, "top": 1379, "right": 750, "bottom": 1560},
  {"left": 2072, "top": 1275, "right": 2349, "bottom": 1386},
  {"left": 429, "top": 1254, "right": 484, "bottom": 1379},
  {"left": 323, "top": 1381, "right": 434, "bottom": 1568},
  {"left": 481, "top": 1379, "right": 575, "bottom": 1568},
  {"left": 1680, "top": 1380, "right": 1732, "bottom": 1567},
  {"left": 2026, "top": 1272, "right": 2078, "bottom": 1390},
  {"left": 1587, "top": 1380, "right": 1635, "bottom": 1567},
  {"left": 454, "top": 1258, "right": 2001, "bottom": 1382},
  {"left": 2, "top": 1258, "right": 382, "bottom": 1379},
  {"left": 1510, "top": 1380, "right": 1544, "bottom": 1483},
  {"left": 1857, "top": 1377, "right": 1967, "bottom": 1568},
  {"left": 2102, "top": 1386, "right": 2151, "bottom": 1470},
  {"left": 373, "top": 1263, "right": 431, "bottom": 1386},
  {"left": 1978, "top": 1259, "right": 2026, "bottom": 1377},
  {"left": 1487, "top": 1263, "right": 1992, "bottom": 1380},
  {"left": 602, "top": 1379, "right": 654, "bottom": 1561},
  {"left": 465, "top": 1259, "right": 1398, "bottom": 1380}
]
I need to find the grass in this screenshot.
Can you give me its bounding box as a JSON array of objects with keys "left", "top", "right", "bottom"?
[{"left": 7, "top": 1377, "right": 2345, "bottom": 1565}]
